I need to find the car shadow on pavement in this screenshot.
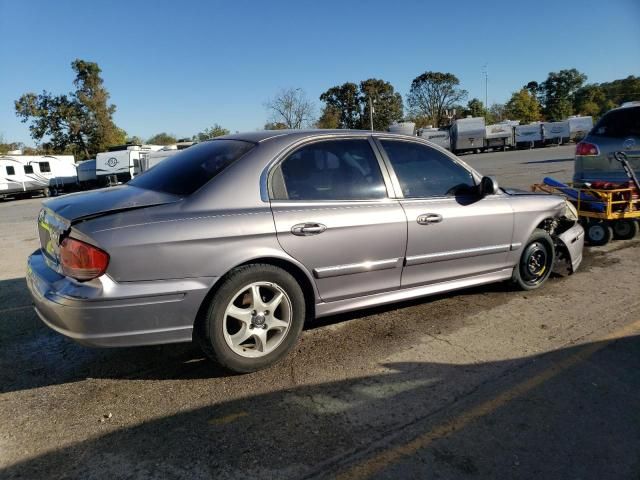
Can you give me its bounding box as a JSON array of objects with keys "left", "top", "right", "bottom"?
[
  {"left": 521, "top": 157, "right": 573, "bottom": 165},
  {"left": 2, "top": 334, "right": 639, "bottom": 479}
]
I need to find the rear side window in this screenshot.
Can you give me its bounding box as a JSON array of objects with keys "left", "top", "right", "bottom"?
[
  {"left": 39, "top": 162, "right": 51, "bottom": 172},
  {"left": 6, "top": 166, "right": 15, "bottom": 175},
  {"left": 129, "top": 140, "right": 255, "bottom": 196},
  {"left": 273, "top": 139, "right": 387, "bottom": 200},
  {"left": 592, "top": 107, "right": 640, "bottom": 138},
  {"left": 24, "top": 165, "right": 34, "bottom": 174},
  {"left": 380, "top": 140, "right": 476, "bottom": 198}
]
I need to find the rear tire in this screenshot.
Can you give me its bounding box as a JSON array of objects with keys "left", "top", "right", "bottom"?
[
  {"left": 585, "top": 220, "right": 613, "bottom": 246},
  {"left": 512, "top": 229, "right": 555, "bottom": 291},
  {"left": 197, "top": 264, "right": 305, "bottom": 373},
  {"left": 612, "top": 220, "right": 638, "bottom": 240}
]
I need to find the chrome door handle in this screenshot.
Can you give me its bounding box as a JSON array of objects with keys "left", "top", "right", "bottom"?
[
  {"left": 291, "top": 223, "right": 327, "bottom": 236},
  {"left": 416, "top": 213, "right": 443, "bottom": 225}
]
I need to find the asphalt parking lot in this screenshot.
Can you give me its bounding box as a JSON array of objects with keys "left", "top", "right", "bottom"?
[{"left": 1, "top": 145, "right": 639, "bottom": 479}]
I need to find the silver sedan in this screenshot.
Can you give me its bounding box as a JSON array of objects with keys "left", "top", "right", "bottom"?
[{"left": 27, "top": 130, "right": 584, "bottom": 372}]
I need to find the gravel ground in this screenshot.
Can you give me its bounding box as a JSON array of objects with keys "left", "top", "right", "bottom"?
[{"left": 1, "top": 146, "right": 639, "bottom": 479}]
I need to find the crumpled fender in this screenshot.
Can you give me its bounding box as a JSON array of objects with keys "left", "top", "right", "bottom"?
[{"left": 552, "top": 223, "right": 585, "bottom": 275}]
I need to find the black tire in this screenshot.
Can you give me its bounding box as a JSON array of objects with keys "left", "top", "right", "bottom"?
[
  {"left": 512, "top": 229, "right": 555, "bottom": 291},
  {"left": 611, "top": 219, "right": 639, "bottom": 240},
  {"left": 585, "top": 220, "right": 613, "bottom": 246},
  {"left": 198, "top": 264, "right": 305, "bottom": 373}
]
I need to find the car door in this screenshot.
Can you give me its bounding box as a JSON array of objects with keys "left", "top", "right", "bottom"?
[
  {"left": 375, "top": 138, "right": 515, "bottom": 288},
  {"left": 269, "top": 137, "right": 407, "bottom": 302}
]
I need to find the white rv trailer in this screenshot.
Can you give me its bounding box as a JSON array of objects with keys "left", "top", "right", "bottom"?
[
  {"left": 542, "top": 121, "right": 570, "bottom": 145},
  {"left": 388, "top": 122, "right": 416, "bottom": 136},
  {"left": 95, "top": 144, "right": 164, "bottom": 186},
  {"left": 0, "top": 154, "right": 77, "bottom": 198},
  {"left": 514, "top": 123, "right": 543, "bottom": 148},
  {"left": 567, "top": 116, "right": 593, "bottom": 141},
  {"left": 139, "top": 141, "right": 194, "bottom": 173},
  {"left": 451, "top": 117, "right": 485, "bottom": 153},
  {"left": 417, "top": 127, "right": 451, "bottom": 150},
  {"left": 484, "top": 122, "right": 516, "bottom": 151},
  {"left": 76, "top": 159, "right": 97, "bottom": 189}
]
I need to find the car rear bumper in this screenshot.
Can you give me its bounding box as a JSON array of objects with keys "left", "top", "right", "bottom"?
[{"left": 26, "top": 250, "right": 216, "bottom": 347}]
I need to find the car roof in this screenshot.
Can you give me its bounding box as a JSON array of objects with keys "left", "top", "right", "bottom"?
[{"left": 206, "top": 129, "right": 419, "bottom": 144}]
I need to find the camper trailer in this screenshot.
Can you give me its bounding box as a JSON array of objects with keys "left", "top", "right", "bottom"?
[
  {"left": 451, "top": 117, "right": 486, "bottom": 153},
  {"left": 417, "top": 127, "right": 451, "bottom": 150},
  {"left": 138, "top": 141, "right": 194, "bottom": 173},
  {"left": 388, "top": 122, "right": 416, "bottom": 136},
  {"left": 484, "top": 122, "right": 516, "bottom": 151},
  {"left": 96, "top": 144, "right": 163, "bottom": 186},
  {"left": 76, "top": 159, "right": 97, "bottom": 190},
  {"left": 567, "top": 116, "right": 593, "bottom": 141},
  {"left": 542, "top": 121, "right": 570, "bottom": 145},
  {"left": 0, "top": 154, "right": 77, "bottom": 198},
  {"left": 514, "top": 123, "right": 543, "bottom": 149}
]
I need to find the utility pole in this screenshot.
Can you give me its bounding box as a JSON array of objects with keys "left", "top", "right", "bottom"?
[
  {"left": 369, "top": 96, "right": 375, "bottom": 131},
  {"left": 482, "top": 64, "right": 488, "bottom": 119}
]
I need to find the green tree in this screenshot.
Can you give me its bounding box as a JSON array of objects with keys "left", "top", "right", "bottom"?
[
  {"left": 573, "top": 84, "right": 607, "bottom": 117},
  {"left": 358, "top": 78, "right": 404, "bottom": 131},
  {"left": 540, "top": 69, "right": 587, "bottom": 120},
  {"left": 407, "top": 71, "right": 468, "bottom": 127},
  {"left": 318, "top": 79, "right": 403, "bottom": 131},
  {"left": 319, "top": 82, "right": 361, "bottom": 129},
  {"left": 15, "top": 59, "right": 125, "bottom": 159},
  {"left": 126, "top": 135, "right": 143, "bottom": 145},
  {"left": 316, "top": 106, "right": 341, "bottom": 129},
  {"left": 504, "top": 89, "right": 541, "bottom": 123},
  {"left": 264, "top": 122, "right": 288, "bottom": 130},
  {"left": 487, "top": 103, "right": 507, "bottom": 123},
  {"left": 147, "top": 132, "right": 177, "bottom": 145},
  {"left": 465, "top": 98, "right": 487, "bottom": 118},
  {"left": 194, "top": 124, "right": 230, "bottom": 141}
]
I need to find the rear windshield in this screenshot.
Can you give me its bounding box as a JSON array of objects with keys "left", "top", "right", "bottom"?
[
  {"left": 129, "top": 140, "right": 255, "bottom": 195},
  {"left": 591, "top": 107, "right": 640, "bottom": 138}
]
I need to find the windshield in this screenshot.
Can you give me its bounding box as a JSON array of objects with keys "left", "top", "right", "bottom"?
[
  {"left": 129, "top": 140, "right": 255, "bottom": 195},
  {"left": 591, "top": 107, "right": 640, "bottom": 138}
]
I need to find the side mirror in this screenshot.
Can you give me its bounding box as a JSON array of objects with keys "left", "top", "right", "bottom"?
[{"left": 480, "top": 176, "right": 499, "bottom": 196}]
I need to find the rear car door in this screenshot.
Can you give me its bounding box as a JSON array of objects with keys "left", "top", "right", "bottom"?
[
  {"left": 269, "top": 137, "right": 407, "bottom": 302},
  {"left": 376, "top": 138, "right": 514, "bottom": 288}
]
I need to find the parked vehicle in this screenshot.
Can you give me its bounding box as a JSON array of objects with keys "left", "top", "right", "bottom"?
[
  {"left": 76, "top": 159, "right": 97, "bottom": 190},
  {"left": 95, "top": 144, "right": 163, "bottom": 186},
  {"left": 451, "top": 116, "right": 485, "bottom": 153},
  {"left": 542, "top": 121, "right": 570, "bottom": 145},
  {"left": 515, "top": 123, "right": 543, "bottom": 149},
  {"left": 567, "top": 116, "right": 593, "bottom": 142},
  {"left": 574, "top": 102, "right": 640, "bottom": 184},
  {"left": 417, "top": 127, "right": 451, "bottom": 150},
  {"left": 484, "top": 122, "right": 516, "bottom": 151},
  {"left": 388, "top": 122, "right": 416, "bottom": 136},
  {"left": 0, "top": 154, "right": 77, "bottom": 198},
  {"left": 27, "top": 130, "right": 584, "bottom": 373}
]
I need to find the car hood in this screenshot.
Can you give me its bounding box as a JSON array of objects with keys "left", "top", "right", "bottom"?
[{"left": 43, "top": 185, "right": 180, "bottom": 223}]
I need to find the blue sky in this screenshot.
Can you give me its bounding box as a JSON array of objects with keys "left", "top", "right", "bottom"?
[{"left": 1, "top": 0, "right": 639, "bottom": 145}]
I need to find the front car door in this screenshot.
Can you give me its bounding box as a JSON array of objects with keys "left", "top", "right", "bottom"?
[
  {"left": 375, "top": 138, "right": 515, "bottom": 288},
  {"left": 269, "top": 136, "right": 407, "bottom": 302}
]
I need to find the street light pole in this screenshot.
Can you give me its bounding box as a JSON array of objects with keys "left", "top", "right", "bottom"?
[{"left": 369, "top": 96, "right": 375, "bottom": 131}]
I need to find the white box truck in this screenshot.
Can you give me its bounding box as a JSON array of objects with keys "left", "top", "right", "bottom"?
[{"left": 451, "top": 117, "right": 485, "bottom": 154}]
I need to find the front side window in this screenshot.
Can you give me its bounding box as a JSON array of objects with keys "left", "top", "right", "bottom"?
[
  {"left": 274, "top": 139, "right": 387, "bottom": 201},
  {"left": 129, "top": 140, "right": 255, "bottom": 196},
  {"left": 39, "top": 162, "right": 51, "bottom": 173},
  {"left": 380, "top": 140, "right": 476, "bottom": 198},
  {"left": 6, "top": 166, "right": 15, "bottom": 175},
  {"left": 24, "top": 165, "right": 34, "bottom": 174}
]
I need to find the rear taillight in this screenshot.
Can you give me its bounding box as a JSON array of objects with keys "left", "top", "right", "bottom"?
[
  {"left": 576, "top": 142, "right": 599, "bottom": 156},
  {"left": 59, "top": 238, "right": 109, "bottom": 281}
]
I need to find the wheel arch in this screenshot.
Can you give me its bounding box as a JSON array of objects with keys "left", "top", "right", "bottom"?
[{"left": 193, "top": 255, "right": 318, "bottom": 341}]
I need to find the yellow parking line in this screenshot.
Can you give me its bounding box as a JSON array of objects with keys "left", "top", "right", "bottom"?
[{"left": 336, "top": 319, "right": 640, "bottom": 480}]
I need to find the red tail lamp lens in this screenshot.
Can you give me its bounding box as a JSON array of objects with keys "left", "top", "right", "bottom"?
[
  {"left": 576, "top": 142, "right": 599, "bottom": 156},
  {"left": 59, "top": 238, "right": 109, "bottom": 281}
]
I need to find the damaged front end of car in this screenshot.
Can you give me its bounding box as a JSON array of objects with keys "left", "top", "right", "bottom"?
[{"left": 539, "top": 200, "right": 584, "bottom": 275}]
